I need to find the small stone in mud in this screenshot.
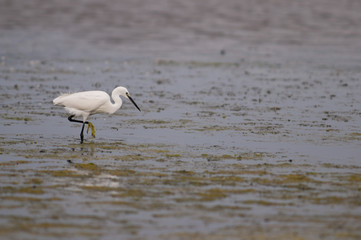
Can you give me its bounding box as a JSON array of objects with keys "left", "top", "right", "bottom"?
[
  {"left": 156, "top": 79, "right": 170, "bottom": 85},
  {"left": 67, "top": 160, "right": 73, "bottom": 164}
]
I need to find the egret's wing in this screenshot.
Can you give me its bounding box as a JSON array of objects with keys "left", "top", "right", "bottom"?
[{"left": 54, "top": 91, "right": 110, "bottom": 113}]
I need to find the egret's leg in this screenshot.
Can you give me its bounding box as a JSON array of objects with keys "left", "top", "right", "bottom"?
[
  {"left": 68, "top": 115, "right": 96, "bottom": 143},
  {"left": 80, "top": 122, "right": 85, "bottom": 143},
  {"left": 68, "top": 115, "right": 84, "bottom": 124}
]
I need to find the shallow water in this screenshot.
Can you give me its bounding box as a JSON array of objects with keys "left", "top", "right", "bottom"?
[{"left": 1, "top": 0, "right": 361, "bottom": 239}]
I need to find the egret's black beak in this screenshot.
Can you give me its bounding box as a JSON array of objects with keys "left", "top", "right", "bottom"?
[{"left": 127, "top": 93, "right": 141, "bottom": 111}]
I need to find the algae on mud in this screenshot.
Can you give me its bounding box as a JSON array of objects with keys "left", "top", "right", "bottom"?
[{"left": 1, "top": 66, "right": 361, "bottom": 238}]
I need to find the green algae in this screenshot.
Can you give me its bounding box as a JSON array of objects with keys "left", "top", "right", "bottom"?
[
  {"left": 74, "top": 163, "right": 100, "bottom": 171},
  {"left": 0, "top": 160, "right": 31, "bottom": 166},
  {"left": 321, "top": 163, "right": 361, "bottom": 169},
  {"left": 157, "top": 59, "right": 239, "bottom": 68},
  {"left": 1, "top": 186, "right": 44, "bottom": 195},
  {"left": 280, "top": 174, "right": 314, "bottom": 183},
  {"left": 24, "top": 178, "right": 43, "bottom": 185},
  {"left": 345, "top": 132, "right": 361, "bottom": 141},
  {"left": 170, "top": 171, "right": 245, "bottom": 187},
  {"left": 80, "top": 186, "right": 120, "bottom": 192},
  {"left": 198, "top": 188, "right": 228, "bottom": 201},
  {"left": 311, "top": 196, "right": 347, "bottom": 205},
  {"left": 345, "top": 174, "right": 361, "bottom": 183},
  {"left": 46, "top": 169, "right": 85, "bottom": 178},
  {"left": 205, "top": 169, "right": 269, "bottom": 176},
  {"left": 107, "top": 169, "right": 136, "bottom": 177},
  {"left": 249, "top": 173, "right": 323, "bottom": 192},
  {"left": 201, "top": 152, "right": 273, "bottom": 161},
  {"left": 117, "top": 154, "right": 150, "bottom": 161},
  {"left": 2, "top": 115, "right": 32, "bottom": 121},
  {"left": 1, "top": 196, "right": 62, "bottom": 202},
  {"left": 243, "top": 200, "right": 287, "bottom": 206},
  {"left": 165, "top": 153, "right": 181, "bottom": 158}
]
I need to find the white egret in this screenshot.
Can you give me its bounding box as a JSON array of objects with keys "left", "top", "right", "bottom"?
[{"left": 53, "top": 86, "right": 141, "bottom": 143}]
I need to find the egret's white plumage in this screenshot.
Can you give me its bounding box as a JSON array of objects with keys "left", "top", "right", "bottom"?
[{"left": 53, "top": 86, "right": 140, "bottom": 143}]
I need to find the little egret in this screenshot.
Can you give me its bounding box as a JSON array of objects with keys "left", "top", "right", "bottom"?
[{"left": 53, "top": 86, "right": 141, "bottom": 143}]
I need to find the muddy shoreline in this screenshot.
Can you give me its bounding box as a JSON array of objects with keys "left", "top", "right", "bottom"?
[{"left": 1, "top": 0, "right": 361, "bottom": 239}]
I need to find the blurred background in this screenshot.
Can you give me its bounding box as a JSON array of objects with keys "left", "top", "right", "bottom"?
[{"left": 1, "top": 0, "right": 360, "bottom": 59}]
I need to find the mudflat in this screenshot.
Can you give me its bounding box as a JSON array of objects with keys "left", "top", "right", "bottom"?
[{"left": 1, "top": 0, "right": 361, "bottom": 239}]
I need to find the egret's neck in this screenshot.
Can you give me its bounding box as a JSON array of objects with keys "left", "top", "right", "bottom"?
[{"left": 109, "top": 91, "right": 123, "bottom": 114}]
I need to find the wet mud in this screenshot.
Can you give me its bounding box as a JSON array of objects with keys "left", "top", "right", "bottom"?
[{"left": 1, "top": 0, "right": 361, "bottom": 239}]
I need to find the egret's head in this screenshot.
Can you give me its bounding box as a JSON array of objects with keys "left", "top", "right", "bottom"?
[
  {"left": 114, "top": 86, "right": 128, "bottom": 97},
  {"left": 115, "top": 86, "right": 141, "bottom": 111}
]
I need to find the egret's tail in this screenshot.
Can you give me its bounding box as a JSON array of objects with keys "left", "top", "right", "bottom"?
[{"left": 53, "top": 94, "right": 70, "bottom": 105}]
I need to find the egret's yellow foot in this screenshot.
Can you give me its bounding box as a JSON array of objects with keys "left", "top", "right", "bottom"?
[{"left": 87, "top": 122, "right": 96, "bottom": 138}]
